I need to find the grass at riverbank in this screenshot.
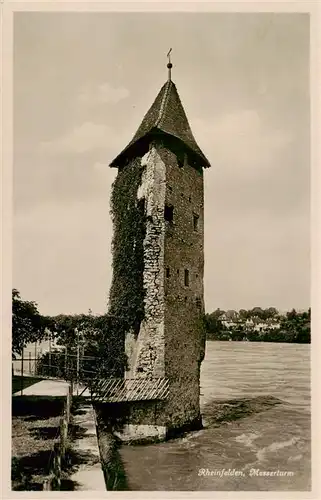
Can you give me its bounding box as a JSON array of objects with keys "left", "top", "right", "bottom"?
[{"left": 11, "top": 396, "right": 65, "bottom": 490}]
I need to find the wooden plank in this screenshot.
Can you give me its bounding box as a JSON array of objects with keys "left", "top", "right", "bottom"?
[{"left": 89, "top": 377, "right": 170, "bottom": 403}]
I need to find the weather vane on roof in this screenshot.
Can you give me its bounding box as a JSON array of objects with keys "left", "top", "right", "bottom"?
[{"left": 167, "top": 48, "right": 173, "bottom": 80}]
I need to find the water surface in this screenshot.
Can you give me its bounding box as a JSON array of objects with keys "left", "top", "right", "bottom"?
[
  {"left": 201, "top": 341, "right": 310, "bottom": 413},
  {"left": 120, "top": 341, "right": 311, "bottom": 491}
]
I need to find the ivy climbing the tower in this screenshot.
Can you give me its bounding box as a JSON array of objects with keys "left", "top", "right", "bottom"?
[{"left": 108, "top": 156, "right": 146, "bottom": 342}]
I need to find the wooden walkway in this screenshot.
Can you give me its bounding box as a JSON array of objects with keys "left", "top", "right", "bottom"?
[{"left": 91, "top": 377, "right": 169, "bottom": 403}]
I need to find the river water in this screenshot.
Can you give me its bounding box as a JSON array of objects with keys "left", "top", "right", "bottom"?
[
  {"left": 200, "top": 341, "right": 310, "bottom": 412},
  {"left": 119, "top": 341, "right": 311, "bottom": 491}
]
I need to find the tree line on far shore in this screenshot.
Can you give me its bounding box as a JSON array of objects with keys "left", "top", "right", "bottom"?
[
  {"left": 204, "top": 307, "right": 311, "bottom": 343},
  {"left": 12, "top": 289, "right": 311, "bottom": 366}
]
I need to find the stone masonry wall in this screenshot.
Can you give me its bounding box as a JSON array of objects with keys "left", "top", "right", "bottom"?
[
  {"left": 160, "top": 145, "right": 205, "bottom": 431},
  {"left": 123, "top": 142, "right": 205, "bottom": 435},
  {"left": 125, "top": 145, "right": 166, "bottom": 379}
]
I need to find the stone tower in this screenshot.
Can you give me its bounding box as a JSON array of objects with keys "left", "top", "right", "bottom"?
[{"left": 108, "top": 60, "right": 210, "bottom": 442}]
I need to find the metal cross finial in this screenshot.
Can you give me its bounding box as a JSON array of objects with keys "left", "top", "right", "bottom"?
[
  {"left": 167, "top": 48, "right": 173, "bottom": 80},
  {"left": 167, "top": 48, "right": 172, "bottom": 64}
]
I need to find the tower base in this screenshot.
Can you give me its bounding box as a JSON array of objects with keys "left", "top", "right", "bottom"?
[
  {"left": 114, "top": 424, "right": 167, "bottom": 444},
  {"left": 113, "top": 415, "right": 203, "bottom": 445},
  {"left": 95, "top": 400, "right": 203, "bottom": 444}
]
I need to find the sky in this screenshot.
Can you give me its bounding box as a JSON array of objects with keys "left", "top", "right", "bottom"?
[{"left": 13, "top": 12, "right": 310, "bottom": 315}]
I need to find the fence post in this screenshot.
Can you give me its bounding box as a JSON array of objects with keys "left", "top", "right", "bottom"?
[
  {"left": 66, "top": 385, "right": 71, "bottom": 423},
  {"left": 60, "top": 418, "right": 65, "bottom": 457},
  {"left": 34, "top": 341, "right": 37, "bottom": 370},
  {"left": 64, "top": 417, "right": 67, "bottom": 449},
  {"left": 28, "top": 351, "right": 31, "bottom": 375},
  {"left": 65, "top": 346, "right": 67, "bottom": 379},
  {"left": 76, "top": 328, "right": 80, "bottom": 395},
  {"left": 53, "top": 443, "right": 61, "bottom": 490},
  {"left": 20, "top": 348, "right": 24, "bottom": 396},
  {"left": 66, "top": 392, "right": 69, "bottom": 423},
  {"left": 55, "top": 454, "right": 61, "bottom": 490},
  {"left": 49, "top": 336, "right": 52, "bottom": 377}
]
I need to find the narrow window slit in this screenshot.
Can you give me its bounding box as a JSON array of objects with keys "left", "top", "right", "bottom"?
[
  {"left": 193, "top": 213, "right": 199, "bottom": 231},
  {"left": 164, "top": 204, "right": 174, "bottom": 222},
  {"left": 138, "top": 198, "right": 145, "bottom": 213}
]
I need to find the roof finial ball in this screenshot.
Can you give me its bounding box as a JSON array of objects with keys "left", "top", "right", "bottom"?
[{"left": 167, "top": 48, "right": 173, "bottom": 80}]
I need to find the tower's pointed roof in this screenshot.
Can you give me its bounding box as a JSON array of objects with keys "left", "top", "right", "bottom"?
[{"left": 110, "top": 79, "right": 210, "bottom": 168}]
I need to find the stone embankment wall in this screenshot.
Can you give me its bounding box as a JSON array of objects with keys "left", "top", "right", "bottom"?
[{"left": 94, "top": 404, "right": 128, "bottom": 490}]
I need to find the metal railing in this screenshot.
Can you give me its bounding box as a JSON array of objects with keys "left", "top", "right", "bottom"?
[
  {"left": 12, "top": 341, "right": 98, "bottom": 386},
  {"left": 13, "top": 342, "right": 169, "bottom": 402}
]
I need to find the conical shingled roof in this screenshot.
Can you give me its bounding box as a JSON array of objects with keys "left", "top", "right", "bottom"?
[{"left": 110, "top": 80, "right": 210, "bottom": 168}]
